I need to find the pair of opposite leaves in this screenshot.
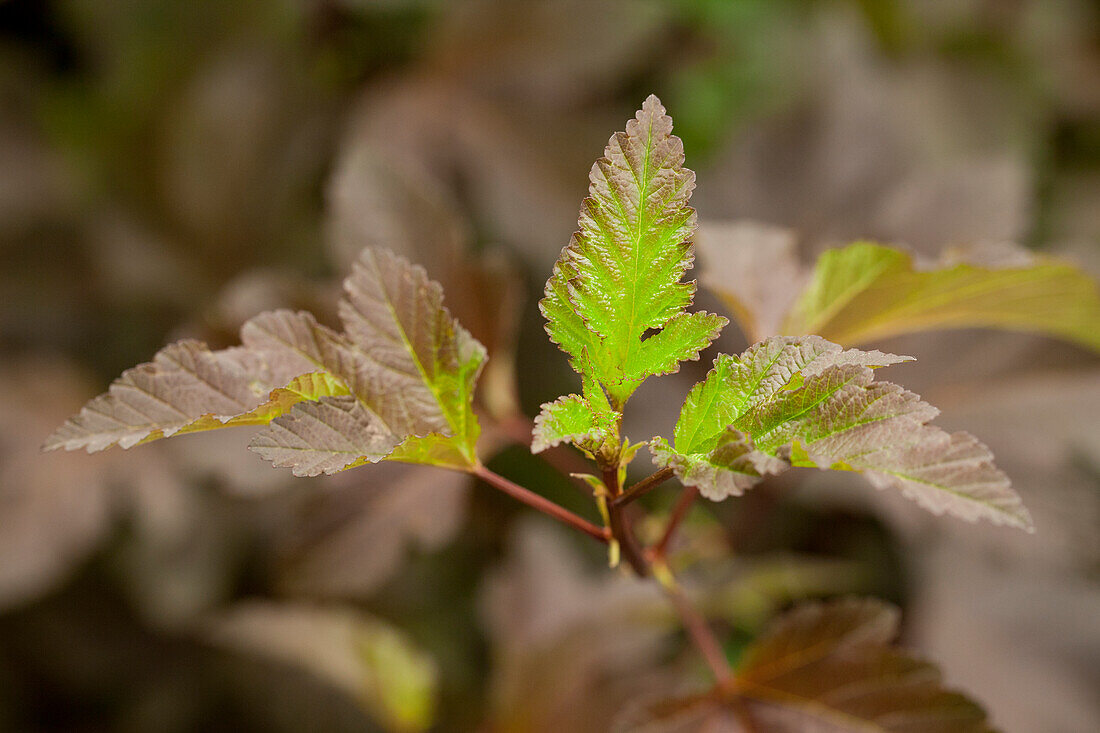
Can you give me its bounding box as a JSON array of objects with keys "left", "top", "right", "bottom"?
[{"left": 52, "top": 94, "right": 1080, "bottom": 533}]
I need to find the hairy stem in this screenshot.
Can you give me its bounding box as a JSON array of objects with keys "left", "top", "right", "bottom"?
[
  {"left": 651, "top": 485, "right": 698, "bottom": 560},
  {"left": 473, "top": 465, "right": 609, "bottom": 543},
  {"left": 612, "top": 466, "right": 675, "bottom": 507}
]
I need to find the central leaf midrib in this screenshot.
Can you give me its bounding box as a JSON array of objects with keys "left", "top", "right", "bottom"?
[
  {"left": 622, "top": 121, "right": 655, "bottom": 369},
  {"left": 747, "top": 369, "right": 869, "bottom": 450},
  {"left": 379, "top": 288, "right": 457, "bottom": 437}
]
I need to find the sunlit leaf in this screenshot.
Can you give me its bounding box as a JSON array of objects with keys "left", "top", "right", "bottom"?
[
  {"left": 651, "top": 336, "right": 1032, "bottom": 530},
  {"left": 625, "top": 311, "right": 727, "bottom": 380},
  {"left": 782, "top": 241, "right": 1100, "bottom": 351},
  {"left": 541, "top": 95, "right": 726, "bottom": 408},
  {"left": 531, "top": 393, "right": 615, "bottom": 456},
  {"left": 651, "top": 428, "right": 786, "bottom": 501}
]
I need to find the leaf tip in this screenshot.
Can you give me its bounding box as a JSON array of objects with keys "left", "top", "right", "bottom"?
[
  {"left": 40, "top": 431, "right": 63, "bottom": 453},
  {"left": 641, "top": 93, "right": 664, "bottom": 113}
]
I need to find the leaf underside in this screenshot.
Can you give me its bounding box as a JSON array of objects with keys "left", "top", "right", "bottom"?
[
  {"left": 46, "top": 248, "right": 487, "bottom": 476},
  {"left": 618, "top": 598, "right": 997, "bottom": 733},
  {"left": 538, "top": 94, "right": 726, "bottom": 416},
  {"left": 651, "top": 335, "right": 1031, "bottom": 531},
  {"left": 782, "top": 241, "right": 1100, "bottom": 351}
]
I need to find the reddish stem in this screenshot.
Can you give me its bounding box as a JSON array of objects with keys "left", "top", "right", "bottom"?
[
  {"left": 473, "top": 465, "right": 609, "bottom": 543},
  {"left": 478, "top": 424, "right": 731, "bottom": 687},
  {"left": 667, "top": 584, "right": 732, "bottom": 684},
  {"left": 651, "top": 485, "right": 699, "bottom": 560},
  {"left": 612, "top": 466, "right": 675, "bottom": 507},
  {"left": 603, "top": 466, "right": 650, "bottom": 576}
]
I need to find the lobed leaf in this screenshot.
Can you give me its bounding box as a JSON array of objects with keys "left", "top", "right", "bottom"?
[
  {"left": 625, "top": 311, "right": 727, "bottom": 381},
  {"left": 650, "top": 430, "right": 786, "bottom": 500},
  {"left": 48, "top": 249, "right": 488, "bottom": 477},
  {"left": 531, "top": 394, "right": 612, "bottom": 456},
  {"left": 540, "top": 95, "right": 726, "bottom": 407},
  {"left": 43, "top": 308, "right": 343, "bottom": 453},
  {"left": 617, "top": 598, "right": 997, "bottom": 733},
  {"left": 248, "top": 396, "right": 399, "bottom": 478},
  {"left": 651, "top": 336, "right": 1032, "bottom": 530},
  {"left": 781, "top": 241, "right": 1100, "bottom": 351},
  {"left": 250, "top": 249, "right": 487, "bottom": 474}
]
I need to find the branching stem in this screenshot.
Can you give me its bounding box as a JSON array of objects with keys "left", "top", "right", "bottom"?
[
  {"left": 612, "top": 466, "right": 675, "bottom": 507},
  {"left": 603, "top": 467, "right": 650, "bottom": 576},
  {"left": 473, "top": 465, "right": 609, "bottom": 543},
  {"left": 476, "top": 456, "right": 730, "bottom": 686}
]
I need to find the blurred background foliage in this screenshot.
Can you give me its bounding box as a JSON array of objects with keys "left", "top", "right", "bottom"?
[{"left": 0, "top": 0, "right": 1097, "bottom": 731}]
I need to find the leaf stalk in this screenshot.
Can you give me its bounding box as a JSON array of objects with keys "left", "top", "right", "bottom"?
[
  {"left": 611, "top": 466, "right": 675, "bottom": 507},
  {"left": 472, "top": 465, "right": 610, "bottom": 543}
]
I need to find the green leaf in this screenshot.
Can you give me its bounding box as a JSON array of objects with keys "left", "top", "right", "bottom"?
[
  {"left": 625, "top": 311, "right": 727, "bottom": 380},
  {"left": 48, "top": 249, "right": 488, "bottom": 476},
  {"left": 651, "top": 429, "right": 786, "bottom": 500},
  {"left": 782, "top": 241, "right": 1100, "bottom": 350},
  {"left": 540, "top": 95, "right": 726, "bottom": 407},
  {"left": 671, "top": 337, "right": 912, "bottom": 457},
  {"left": 652, "top": 336, "right": 1032, "bottom": 530},
  {"left": 618, "top": 598, "right": 998, "bottom": 732},
  {"left": 531, "top": 393, "right": 616, "bottom": 456}
]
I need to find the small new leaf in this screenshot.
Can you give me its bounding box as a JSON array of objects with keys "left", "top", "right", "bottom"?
[
  {"left": 531, "top": 395, "right": 613, "bottom": 456},
  {"left": 652, "top": 336, "right": 1032, "bottom": 530},
  {"left": 541, "top": 95, "right": 726, "bottom": 407}
]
